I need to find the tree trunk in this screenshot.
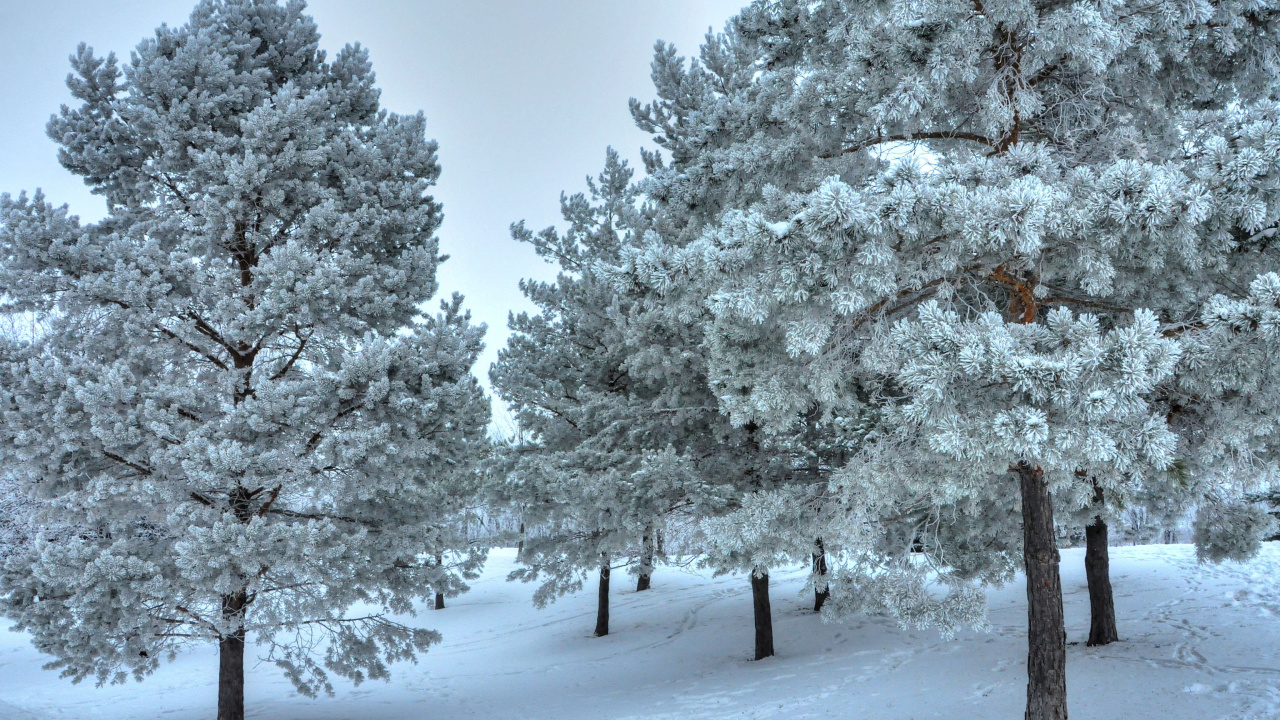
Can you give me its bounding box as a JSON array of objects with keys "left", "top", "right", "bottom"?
[
  {"left": 1085, "top": 517, "right": 1118, "bottom": 646},
  {"left": 813, "top": 537, "right": 830, "bottom": 613},
  {"left": 751, "top": 569, "right": 774, "bottom": 660},
  {"left": 594, "top": 555, "right": 610, "bottom": 637},
  {"left": 434, "top": 552, "right": 446, "bottom": 609},
  {"left": 517, "top": 521, "right": 525, "bottom": 560},
  {"left": 637, "top": 527, "right": 654, "bottom": 592},
  {"left": 218, "top": 593, "right": 247, "bottom": 720},
  {"left": 1019, "top": 463, "right": 1068, "bottom": 720}
]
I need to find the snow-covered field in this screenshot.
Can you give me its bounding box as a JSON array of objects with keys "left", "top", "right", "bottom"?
[{"left": 1, "top": 544, "right": 1278, "bottom": 719}]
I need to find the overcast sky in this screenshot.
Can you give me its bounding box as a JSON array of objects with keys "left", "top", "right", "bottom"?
[{"left": 0, "top": 0, "right": 745, "bottom": 423}]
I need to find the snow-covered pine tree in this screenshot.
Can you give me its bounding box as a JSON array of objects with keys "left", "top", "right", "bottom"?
[
  {"left": 491, "top": 151, "right": 661, "bottom": 637},
  {"left": 492, "top": 150, "right": 799, "bottom": 654},
  {"left": 619, "top": 2, "right": 1280, "bottom": 717},
  {"left": 1178, "top": 269, "right": 1280, "bottom": 559},
  {"left": 0, "top": 3, "right": 489, "bottom": 719}
]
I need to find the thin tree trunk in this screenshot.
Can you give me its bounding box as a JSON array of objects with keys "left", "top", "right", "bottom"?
[
  {"left": 813, "top": 537, "right": 830, "bottom": 613},
  {"left": 434, "top": 552, "right": 446, "bottom": 609},
  {"left": 751, "top": 568, "right": 774, "bottom": 660},
  {"left": 594, "top": 554, "right": 610, "bottom": 637},
  {"left": 218, "top": 593, "right": 247, "bottom": 720},
  {"left": 1085, "top": 517, "right": 1118, "bottom": 646},
  {"left": 1019, "top": 462, "right": 1068, "bottom": 720},
  {"left": 637, "top": 527, "right": 654, "bottom": 592},
  {"left": 517, "top": 521, "right": 525, "bottom": 560},
  {"left": 656, "top": 529, "right": 665, "bottom": 556}
]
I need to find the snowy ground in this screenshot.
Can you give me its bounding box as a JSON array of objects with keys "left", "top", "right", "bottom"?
[{"left": 2, "top": 544, "right": 1279, "bottom": 719}]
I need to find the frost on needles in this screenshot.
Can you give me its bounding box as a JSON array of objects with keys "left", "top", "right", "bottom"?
[
  {"left": 617, "top": 2, "right": 1280, "bottom": 718},
  {"left": 490, "top": 149, "right": 799, "bottom": 649},
  {"left": 0, "top": 2, "right": 489, "bottom": 719}
]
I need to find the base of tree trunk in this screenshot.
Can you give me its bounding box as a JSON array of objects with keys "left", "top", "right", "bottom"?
[
  {"left": 637, "top": 529, "right": 654, "bottom": 592},
  {"left": 218, "top": 629, "right": 245, "bottom": 720},
  {"left": 814, "top": 586, "right": 830, "bottom": 613},
  {"left": 595, "top": 559, "right": 610, "bottom": 637},
  {"left": 751, "top": 569, "right": 774, "bottom": 660},
  {"left": 218, "top": 591, "right": 247, "bottom": 720},
  {"left": 813, "top": 539, "right": 830, "bottom": 613},
  {"left": 434, "top": 592, "right": 445, "bottom": 610},
  {"left": 1085, "top": 517, "right": 1119, "bottom": 646},
  {"left": 1019, "top": 463, "right": 1068, "bottom": 720}
]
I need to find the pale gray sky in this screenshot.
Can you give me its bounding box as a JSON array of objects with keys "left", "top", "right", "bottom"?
[{"left": 0, "top": 0, "right": 745, "bottom": 421}]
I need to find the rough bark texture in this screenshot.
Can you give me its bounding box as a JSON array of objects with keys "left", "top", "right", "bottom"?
[
  {"left": 751, "top": 569, "right": 774, "bottom": 660},
  {"left": 217, "top": 593, "right": 247, "bottom": 720},
  {"left": 594, "top": 556, "right": 610, "bottom": 637},
  {"left": 1085, "top": 517, "right": 1118, "bottom": 646},
  {"left": 813, "top": 538, "right": 830, "bottom": 613},
  {"left": 637, "top": 528, "right": 654, "bottom": 592},
  {"left": 1019, "top": 463, "right": 1068, "bottom": 720}
]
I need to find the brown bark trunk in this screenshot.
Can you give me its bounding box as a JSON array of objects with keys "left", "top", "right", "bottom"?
[
  {"left": 751, "top": 569, "right": 774, "bottom": 660},
  {"left": 594, "top": 555, "right": 610, "bottom": 637},
  {"left": 813, "top": 537, "right": 830, "bottom": 613},
  {"left": 1019, "top": 463, "right": 1068, "bottom": 720},
  {"left": 218, "top": 593, "right": 247, "bottom": 720},
  {"left": 637, "top": 528, "right": 654, "bottom": 592},
  {"left": 1085, "top": 517, "right": 1118, "bottom": 646}
]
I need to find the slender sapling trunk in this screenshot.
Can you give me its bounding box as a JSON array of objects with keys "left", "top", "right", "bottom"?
[
  {"left": 813, "top": 537, "right": 830, "bottom": 613},
  {"left": 434, "top": 551, "right": 446, "bottom": 609},
  {"left": 594, "top": 554, "right": 610, "bottom": 637},
  {"left": 637, "top": 527, "right": 654, "bottom": 592}
]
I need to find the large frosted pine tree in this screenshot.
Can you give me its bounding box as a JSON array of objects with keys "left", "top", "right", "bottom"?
[
  {"left": 619, "top": 2, "right": 1280, "bottom": 718},
  {"left": 0, "top": 2, "right": 489, "bottom": 719}
]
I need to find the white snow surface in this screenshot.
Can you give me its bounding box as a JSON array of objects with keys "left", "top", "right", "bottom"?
[{"left": 2, "top": 544, "right": 1278, "bottom": 719}]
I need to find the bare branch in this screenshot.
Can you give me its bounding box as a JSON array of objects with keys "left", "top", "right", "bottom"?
[
  {"left": 269, "top": 332, "right": 310, "bottom": 382},
  {"left": 101, "top": 450, "right": 153, "bottom": 476},
  {"left": 156, "top": 325, "right": 229, "bottom": 371},
  {"left": 256, "top": 485, "right": 283, "bottom": 517},
  {"left": 264, "top": 508, "right": 360, "bottom": 524},
  {"left": 821, "top": 131, "right": 998, "bottom": 159}
]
